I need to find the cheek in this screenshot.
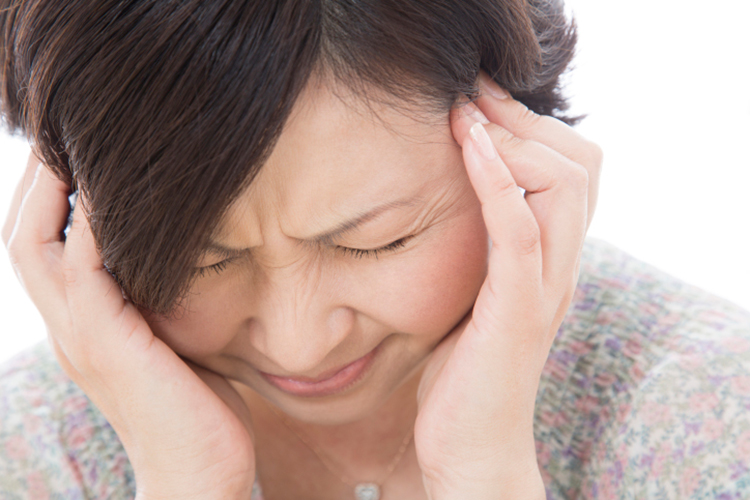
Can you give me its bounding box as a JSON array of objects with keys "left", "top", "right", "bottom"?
[
  {"left": 143, "top": 205, "right": 488, "bottom": 354},
  {"left": 360, "top": 209, "right": 488, "bottom": 336},
  {"left": 141, "top": 280, "right": 247, "bottom": 359}
]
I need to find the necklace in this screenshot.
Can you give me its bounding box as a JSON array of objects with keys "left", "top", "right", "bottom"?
[{"left": 266, "top": 403, "right": 414, "bottom": 500}]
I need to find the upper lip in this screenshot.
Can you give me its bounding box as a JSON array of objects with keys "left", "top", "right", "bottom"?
[{"left": 259, "top": 346, "right": 376, "bottom": 383}]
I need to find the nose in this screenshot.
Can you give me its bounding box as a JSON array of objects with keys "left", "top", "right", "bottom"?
[{"left": 249, "top": 263, "right": 355, "bottom": 376}]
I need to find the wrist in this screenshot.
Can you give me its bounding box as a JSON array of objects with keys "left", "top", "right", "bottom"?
[
  {"left": 134, "top": 475, "right": 256, "bottom": 500},
  {"left": 135, "top": 486, "right": 255, "bottom": 500},
  {"left": 427, "top": 479, "right": 545, "bottom": 500},
  {"left": 423, "top": 462, "right": 545, "bottom": 500}
]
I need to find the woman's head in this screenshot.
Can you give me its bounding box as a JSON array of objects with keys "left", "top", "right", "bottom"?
[
  {"left": 1, "top": 1, "right": 580, "bottom": 422},
  {"left": 1, "top": 0, "right": 578, "bottom": 314},
  {"left": 153, "top": 78, "right": 491, "bottom": 423}
]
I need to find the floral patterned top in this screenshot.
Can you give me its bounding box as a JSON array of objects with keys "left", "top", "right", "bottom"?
[{"left": 2, "top": 238, "right": 750, "bottom": 499}]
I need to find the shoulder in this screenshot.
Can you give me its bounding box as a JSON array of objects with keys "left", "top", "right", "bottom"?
[
  {"left": 536, "top": 237, "right": 750, "bottom": 499},
  {"left": 0, "top": 341, "right": 135, "bottom": 499}
]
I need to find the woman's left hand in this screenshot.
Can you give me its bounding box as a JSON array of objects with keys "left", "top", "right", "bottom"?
[{"left": 414, "top": 71, "right": 602, "bottom": 499}]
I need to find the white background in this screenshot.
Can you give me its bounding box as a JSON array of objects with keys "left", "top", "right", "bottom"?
[{"left": 1, "top": 0, "right": 749, "bottom": 365}]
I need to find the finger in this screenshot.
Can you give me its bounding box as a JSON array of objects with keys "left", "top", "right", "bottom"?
[
  {"left": 2, "top": 152, "right": 41, "bottom": 247},
  {"left": 454, "top": 108, "right": 588, "bottom": 289},
  {"left": 5, "top": 162, "right": 72, "bottom": 325},
  {"left": 477, "top": 71, "right": 599, "bottom": 166},
  {"left": 462, "top": 122, "right": 542, "bottom": 297},
  {"left": 477, "top": 71, "right": 601, "bottom": 231},
  {"left": 59, "top": 199, "right": 175, "bottom": 413},
  {"left": 60, "top": 198, "right": 252, "bottom": 460},
  {"left": 59, "top": 197, "right": 150, "bottom": 365},
  {"left": 452, "top": 72, "right": 602, "bottom": 232},
  {"left": 6, "top": 163, "right": 71, "bottom": 249}
]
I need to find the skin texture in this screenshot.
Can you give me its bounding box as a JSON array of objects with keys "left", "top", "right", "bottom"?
[
  {"left": 2, "top": 71, "right": 601, "bottom": 499},
  {"left": 145, "top": 76, "right": 489, "bottom": 422}
]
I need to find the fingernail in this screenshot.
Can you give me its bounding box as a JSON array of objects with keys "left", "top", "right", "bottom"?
[
  {"left": 479, "top": 73, "right": 509, "bottom": 100},
  {"left": 462, "top": 101, "right": 490, "bottom": 124},
  {"left": 469, "top": 122, "right": 497, "bottom": 161}
]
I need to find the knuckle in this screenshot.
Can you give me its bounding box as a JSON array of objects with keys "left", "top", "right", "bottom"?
[
  {"left": 583, "top": 140, "right": 604, "bottom": 169},
  {"left": 6, "top": 240, "right": 23, "bottom": 269},
  {"left": 61, "top": 262, "right": 79, "bottom": 288},
  {"left": 513, "top": 103, "right": 543, "bottom": 133},
  {"left": 5, "top": 239, "right": 29, "bottom": 282},
  {"left": 487, "top": 172, "right": 521, "bottom": 205},
  {"left": 567, "top": 163, "right": 590, "bottom": 192},
  {"left": 487, "top": 123, "right": 525, "bottom": 153},
  {"left": 554, "top": 156, "right": 590, "bottom": 198},
  {"left": 513, "top": 217, "right": 542, "bottom": 256}
]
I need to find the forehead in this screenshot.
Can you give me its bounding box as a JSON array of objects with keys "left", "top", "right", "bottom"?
[{"left": 217, "top": 79, "right": 462, "bottom": 242}]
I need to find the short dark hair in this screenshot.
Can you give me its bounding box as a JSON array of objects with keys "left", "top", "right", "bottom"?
[{"left": 1, "top": 0, "right": 581, "bottom": 314}]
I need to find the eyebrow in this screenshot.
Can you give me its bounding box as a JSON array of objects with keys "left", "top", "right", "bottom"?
[
  {"left": 206, "top": 197, "right": 420, "bottom": 257},
  {"left": 310, "top": 198, "right": 419, "bottom": 246}
]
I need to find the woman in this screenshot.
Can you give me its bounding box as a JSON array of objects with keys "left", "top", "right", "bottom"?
[{"left": 1, "top": 1, "right": 749, "bottom": 499}]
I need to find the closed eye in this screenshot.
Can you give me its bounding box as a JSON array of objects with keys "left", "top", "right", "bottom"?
[
  {"left": 196, "top": 235, "right": 415, "bottom": 278},
  {"left": 195, "top": 257, "right": 236, "bottom": 278},
  {"left": 336, "top": 236, "right": 414, "bottom": 259}
]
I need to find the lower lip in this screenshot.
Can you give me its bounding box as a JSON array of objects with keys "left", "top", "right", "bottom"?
[{"left": 259, "top": 346, "right": 380, "bottom": 397}]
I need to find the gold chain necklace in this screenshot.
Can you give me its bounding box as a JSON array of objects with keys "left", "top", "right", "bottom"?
[{"left": 266, "top": 403, "right": 414, "bottom": 500}]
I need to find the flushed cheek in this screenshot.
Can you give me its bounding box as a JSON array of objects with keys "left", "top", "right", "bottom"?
[
  {"left": 142, "top": 212, "right": 488, "bottom": 358},
  {"left": 360, "top": 215, "right": 488, "bottom": 337},
  {"left": 140, "top": 282, "right": 247, "bottom": 358}
]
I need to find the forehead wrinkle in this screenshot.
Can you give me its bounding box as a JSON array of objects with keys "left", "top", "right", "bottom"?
[
  {"left": 311, "top": 197, "right": 421, "bottom": 246},
  {"left": 204, "top": 197, "right": 421, "bottom": 256},
  {"left": 205, "top": 81, "right": 458, "bottom": 257}
]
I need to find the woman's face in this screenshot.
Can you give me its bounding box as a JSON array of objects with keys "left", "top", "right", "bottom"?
[{"left": 143, "top": 80, "right": 489, "bottom": 425}]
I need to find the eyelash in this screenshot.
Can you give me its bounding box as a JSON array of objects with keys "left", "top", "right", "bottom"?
[
  {"left": 196, "top": 236, "right": 414, "bottom": 278},
  {"left": 195, "top": 258, "right": 238, "bottom": 278},
  {"left": 335, "top": 236, "right": 413, "bottom": 259}
]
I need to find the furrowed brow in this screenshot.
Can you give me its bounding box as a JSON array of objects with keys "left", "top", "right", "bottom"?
[
  {"left": 310, "top": 198, "right": 419, "bottom": 246},
  {"left": 205, "top": 197, "right": 420, "bottom": 256}
]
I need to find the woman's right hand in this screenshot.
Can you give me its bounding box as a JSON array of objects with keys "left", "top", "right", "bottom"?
[{"left": 2, "top": 155, "right": 257, "bottom": 499}]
